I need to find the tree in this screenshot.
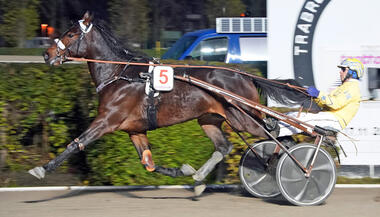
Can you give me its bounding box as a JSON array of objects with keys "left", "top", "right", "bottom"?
[
  {"left": 0, "top": 0, "right": 40, "bottom": 47},
  {"left": 108, "top": 0, "right": 150, "bottom": 48},
  {"left": 205, "top": 0, "right": 246, "bottom": 27},
  {"left": 242, "top": 0, "right": 266, "bottom": 17},
  {"left": 39, "top": 0, "right": 110, "bottom": 38}
]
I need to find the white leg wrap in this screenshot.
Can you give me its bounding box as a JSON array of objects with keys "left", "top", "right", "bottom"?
[
  {"left": 194, "top": 183, "right": 207, "bottom": 196},
  {"left": 28, "top": 166, "right": 46, "bottom": 179},
  {"left": 192, "top": 151, "right": 223, "bottom": 181},
  {"left": 180, "top": 164, "right": 196, "bottom": 176}
]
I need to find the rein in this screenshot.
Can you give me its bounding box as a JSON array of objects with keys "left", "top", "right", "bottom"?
[{"left": 66, "top": 56, "right": 308, "bottom": 95}]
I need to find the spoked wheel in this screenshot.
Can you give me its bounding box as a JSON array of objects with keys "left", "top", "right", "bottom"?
[
  {"left": 239, "top": 141, "right": 282, "bottom": 198},
  {"left": 276, "top": 143, "right": 337, "bottom": 206}
]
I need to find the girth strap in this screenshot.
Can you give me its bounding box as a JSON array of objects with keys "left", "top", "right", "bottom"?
[{"left": 147, "top": 84, "right": 158, "bottom": 130}]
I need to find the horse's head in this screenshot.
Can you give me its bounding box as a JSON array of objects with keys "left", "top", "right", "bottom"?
[{"left": 44, "top": 12, "right": 94, "bottom": 65}]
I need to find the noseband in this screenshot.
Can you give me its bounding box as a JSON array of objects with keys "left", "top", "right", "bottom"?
[{"left": 52, "top": 19, "right": 93, "bottom": 64}]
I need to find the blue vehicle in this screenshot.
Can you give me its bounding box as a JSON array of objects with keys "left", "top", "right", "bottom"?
[{"left": 162, "top": 17, "right": 267, "bottom": 65}]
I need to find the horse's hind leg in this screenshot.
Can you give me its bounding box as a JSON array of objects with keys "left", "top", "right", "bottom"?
[
  {"left": 192, "top": 116, "right": 232, "bottom": 195},
  {"left": 129, "top": 133, "right": 196, "bottom": 176}
]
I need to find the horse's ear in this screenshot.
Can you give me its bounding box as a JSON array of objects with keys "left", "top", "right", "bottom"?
[
  {"left": 81, "top": 11, "right": 93, "bottom": 25},
  {"left": 50, "top": 31, "right": 60, "bottom": 40}
]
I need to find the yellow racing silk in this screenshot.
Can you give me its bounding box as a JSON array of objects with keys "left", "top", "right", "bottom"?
[{"left": 316, "top": 79, "right": 361, "bottom": 129}]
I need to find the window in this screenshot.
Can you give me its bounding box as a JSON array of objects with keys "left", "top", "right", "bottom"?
[
  {"left": 239, "top": 37, "right": 267, "bottom": 62},
  {"left": 368, "top": 68, "right": 380, "bottom": 89},
  {"left": 189, "top": 37, "right": 228, "bottom": 62},
  {"left": 367, "top": 68, "right": 380, "bottom": 99},
  {"left": 161, "top": 36, "right": 197, "bottom": 60}
]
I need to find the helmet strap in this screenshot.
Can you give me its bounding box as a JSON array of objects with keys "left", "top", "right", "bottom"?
[{"left": 342, "top": 72, "right": 352, "bottom": 83}]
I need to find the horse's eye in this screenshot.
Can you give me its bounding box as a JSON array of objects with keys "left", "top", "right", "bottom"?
[{"left": 68, "top": 33, "right": 74, "bottom": 38}]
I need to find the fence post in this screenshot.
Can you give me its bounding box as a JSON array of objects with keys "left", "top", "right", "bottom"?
[{"left": 369, "top": 165, "right": 375, "bottom": 178}]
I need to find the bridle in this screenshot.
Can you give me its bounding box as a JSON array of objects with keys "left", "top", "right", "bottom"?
[
  {"left": 52, "top": 20, "right": 151, "bottom": 93},
  {"left": 51, "top": 19, "right": 93, "bottom": 65}
]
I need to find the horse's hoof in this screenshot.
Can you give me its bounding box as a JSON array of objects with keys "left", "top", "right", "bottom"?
[
  {"left": 28, "top": 166, "right": 46, "bottom": 179},
  {"left": 181, "top": 164, "right": 196, "bottom": 176},
  {"left": 194, "top": 183, "right": 206, "bottom": 196}
]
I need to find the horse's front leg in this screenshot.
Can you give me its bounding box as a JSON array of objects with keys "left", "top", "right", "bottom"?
[
  {"left": 29, "top": 114, "right": 117, "bottom": 179},
  {"left": 129, "top": 133, "right": 196, "bottom": 177}
]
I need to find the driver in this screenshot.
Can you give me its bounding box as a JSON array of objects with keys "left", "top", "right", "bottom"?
[{"left": 278, "top": 58, "right": 364, "bottom": 136}]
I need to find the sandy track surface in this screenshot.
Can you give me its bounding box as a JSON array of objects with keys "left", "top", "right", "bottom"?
[{"left": 1, "top": 188, "right": 380, "bottom": 217}]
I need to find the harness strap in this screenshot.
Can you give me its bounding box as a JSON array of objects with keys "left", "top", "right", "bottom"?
[
  {"left": 96, "top": 75, "right": 144, "bottom": 93},
  {"left": 147, "top": 83, "right": 158, "bottom": 130}
]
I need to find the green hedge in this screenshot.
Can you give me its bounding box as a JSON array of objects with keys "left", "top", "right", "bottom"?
[
  {"left": 0, "top": 62, "right": 264, "bottom": 186},
  {"left": 0, "top": 63, "right": 95, "bottom": 171},
  {"left": 0, "top": 48, "right": 46, "bottom": 56}
]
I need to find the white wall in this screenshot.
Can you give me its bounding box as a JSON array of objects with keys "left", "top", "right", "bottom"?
[
  {"left": 268, "top": 0, "right": 380, "bottom": 165},
  {"left": 313, "top": 0, "right": 380, "bottom": 98},
  {"left": 268, "top": 0, "right": 302, "bottom": 80}
]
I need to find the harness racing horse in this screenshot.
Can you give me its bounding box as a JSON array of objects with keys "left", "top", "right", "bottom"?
[{"left": 29, "top": 12, "right": 317, "bottom": 195}]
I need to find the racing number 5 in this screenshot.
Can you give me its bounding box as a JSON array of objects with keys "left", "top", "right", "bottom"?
[
  {"left": 159, "top": 69, "right": 168, "bottom": 84},
  {"left": 153, "top": 66, "right": 173, "bottom": 91}
]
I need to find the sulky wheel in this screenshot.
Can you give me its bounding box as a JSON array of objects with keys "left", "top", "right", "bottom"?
[
  {"left": 239, "top": 140, "right": 282, "bottom": 198},
  {"left": 276, "top": 143, "right": 337, "bottom": 206}
]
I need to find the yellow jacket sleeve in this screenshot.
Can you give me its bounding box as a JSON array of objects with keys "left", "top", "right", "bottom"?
[
  {"left": 315, "top": 80, "right": 361, "bottom": 128},
  {"left": 317, "top": 82, "right": 356, "bottom": 109}
]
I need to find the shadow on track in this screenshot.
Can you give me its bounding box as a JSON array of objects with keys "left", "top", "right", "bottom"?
[
  {"left": 23, "top": 190, "right": 95, "bottom": 203},
  {"left": 22, "top": 185, "right": 242, "bottom": 203}
]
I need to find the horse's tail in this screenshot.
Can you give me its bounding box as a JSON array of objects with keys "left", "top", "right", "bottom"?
[{"left": 251, "top": 78, "right": 321, "bottom": 112}]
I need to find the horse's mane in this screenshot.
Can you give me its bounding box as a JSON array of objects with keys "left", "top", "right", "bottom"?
[{"left": 93, "top": 20, "right": 152, "bottom": 62}]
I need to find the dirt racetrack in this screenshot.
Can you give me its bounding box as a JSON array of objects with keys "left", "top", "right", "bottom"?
[{"left": 1, "top": 187, "right": 380, "bottom": 217}]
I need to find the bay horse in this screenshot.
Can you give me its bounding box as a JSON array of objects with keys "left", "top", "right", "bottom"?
[{"left": 29, "top": 12, "right": 317, "bottom": 195}]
